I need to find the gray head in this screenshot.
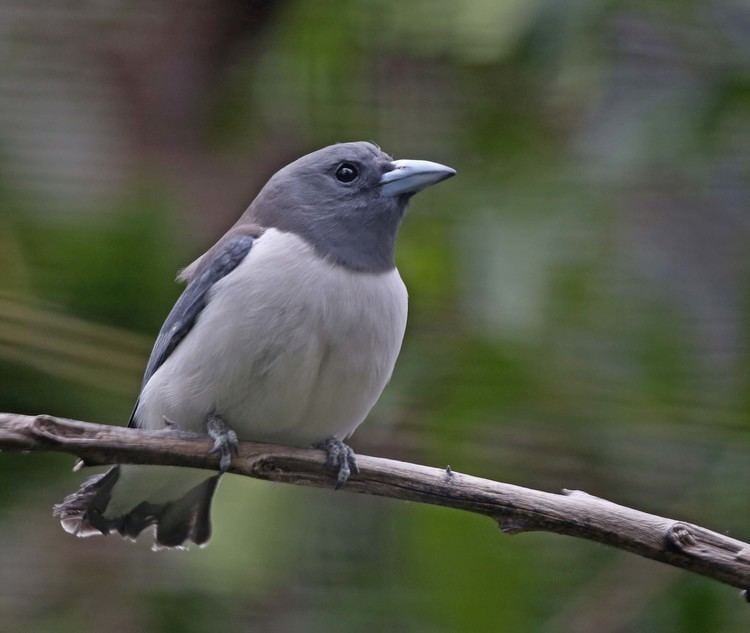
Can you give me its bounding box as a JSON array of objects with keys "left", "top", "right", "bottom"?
[{"left": 245, "top": 141, "right": 455, "bottom": 272}]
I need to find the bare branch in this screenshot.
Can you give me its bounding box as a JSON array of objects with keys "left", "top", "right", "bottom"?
[{"left": 1, "top": 412, "right": 749, "bottom": 596}]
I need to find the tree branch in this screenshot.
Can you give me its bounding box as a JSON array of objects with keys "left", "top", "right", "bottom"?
[{"left": 1, "top": 412, "right": 749, "bottom": 597}]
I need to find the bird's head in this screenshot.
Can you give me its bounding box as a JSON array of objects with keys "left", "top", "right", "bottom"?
[{"left": 248, "top": 141, "right": 455, "bottom": 272}]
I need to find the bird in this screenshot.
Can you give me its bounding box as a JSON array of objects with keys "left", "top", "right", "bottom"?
[{"left": 54, "top": 141, "right": 455, "bottom": 548}]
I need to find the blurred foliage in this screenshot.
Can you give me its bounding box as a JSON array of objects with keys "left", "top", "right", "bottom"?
[{"left": 1, "top": 0, "right": 750, "bottom": 631}]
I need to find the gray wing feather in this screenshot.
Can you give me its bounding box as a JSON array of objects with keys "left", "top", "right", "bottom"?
[{"left": 128, "top": 234, "right": 256, "bottom": 427}]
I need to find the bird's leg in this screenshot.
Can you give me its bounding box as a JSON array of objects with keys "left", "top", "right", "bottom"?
[
  {"left": 206, "top": 414, "right": 239, "bottom": 473},
  {"left": 314, "top": 437, "right": 359, "bottom": 489}
]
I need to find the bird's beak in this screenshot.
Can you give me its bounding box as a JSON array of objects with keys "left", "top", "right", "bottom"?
[{"left": 379, "top": 159, "right": 456, "bottom": 197}]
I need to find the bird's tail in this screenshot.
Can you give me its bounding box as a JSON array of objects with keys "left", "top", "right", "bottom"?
[{"left": 53, "top": 465, "right": 220, "bottom": 548}]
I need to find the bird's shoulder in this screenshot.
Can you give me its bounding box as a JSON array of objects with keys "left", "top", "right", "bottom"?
[{"left": 178, "top": 223, "right": 266, "bottom": 284}]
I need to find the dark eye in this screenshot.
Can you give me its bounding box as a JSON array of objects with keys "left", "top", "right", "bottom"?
[{"left": 335, "top": 162, "right": 359, "bottom": 183}]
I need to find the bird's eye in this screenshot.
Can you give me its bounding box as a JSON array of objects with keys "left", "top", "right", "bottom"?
[{"left": 335, "top": 162, "right": 359, "bottom": 183}]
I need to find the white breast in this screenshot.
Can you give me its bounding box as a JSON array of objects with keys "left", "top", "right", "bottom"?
[{"left": 136, "top": 229, "right": 408, "bottom": 446}]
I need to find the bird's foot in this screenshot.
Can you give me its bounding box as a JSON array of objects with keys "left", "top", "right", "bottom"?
[
  {"left": 314, "top": 437, "right": 359, "bottom": 490},
  {"left": 206, "top": 415, "right": 239, "bottom": 473}
]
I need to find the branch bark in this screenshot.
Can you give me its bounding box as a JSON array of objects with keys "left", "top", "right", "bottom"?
[{"left": 1, "top": 412, "right": 749, "bottom": 597}]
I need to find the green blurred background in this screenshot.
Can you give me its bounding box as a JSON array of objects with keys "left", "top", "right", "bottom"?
[{"left": 1, "top": 1, "right": 750, "bottom": 631}]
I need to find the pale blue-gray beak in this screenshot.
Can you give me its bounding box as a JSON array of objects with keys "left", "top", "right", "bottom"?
[{"left": 379, "top": 159, "right": 456, "bottom": 197}]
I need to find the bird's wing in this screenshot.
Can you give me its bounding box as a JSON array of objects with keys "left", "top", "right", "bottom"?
[{"left": 128, "top": 230, "right": 260, "bottom": 427}]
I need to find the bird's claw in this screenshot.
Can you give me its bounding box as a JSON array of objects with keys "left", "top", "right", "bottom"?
[
  {"left": 315, "top": 437, "right": 358, "bottom": 489},
  {"left": 207, "top": 416, "right": 239, "bottom": 473}
]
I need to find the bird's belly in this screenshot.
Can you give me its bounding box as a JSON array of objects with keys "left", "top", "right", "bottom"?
[
  {"left": 136, "top": 229, "right": 408, "bottom": 446},
  {"left": 224, "top": 321, "right": 396, "bottom": 446}
]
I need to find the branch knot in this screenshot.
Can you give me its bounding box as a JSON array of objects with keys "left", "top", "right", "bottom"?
[{"left": 665, "top": 522, "right": 698, "bottom": 553}]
